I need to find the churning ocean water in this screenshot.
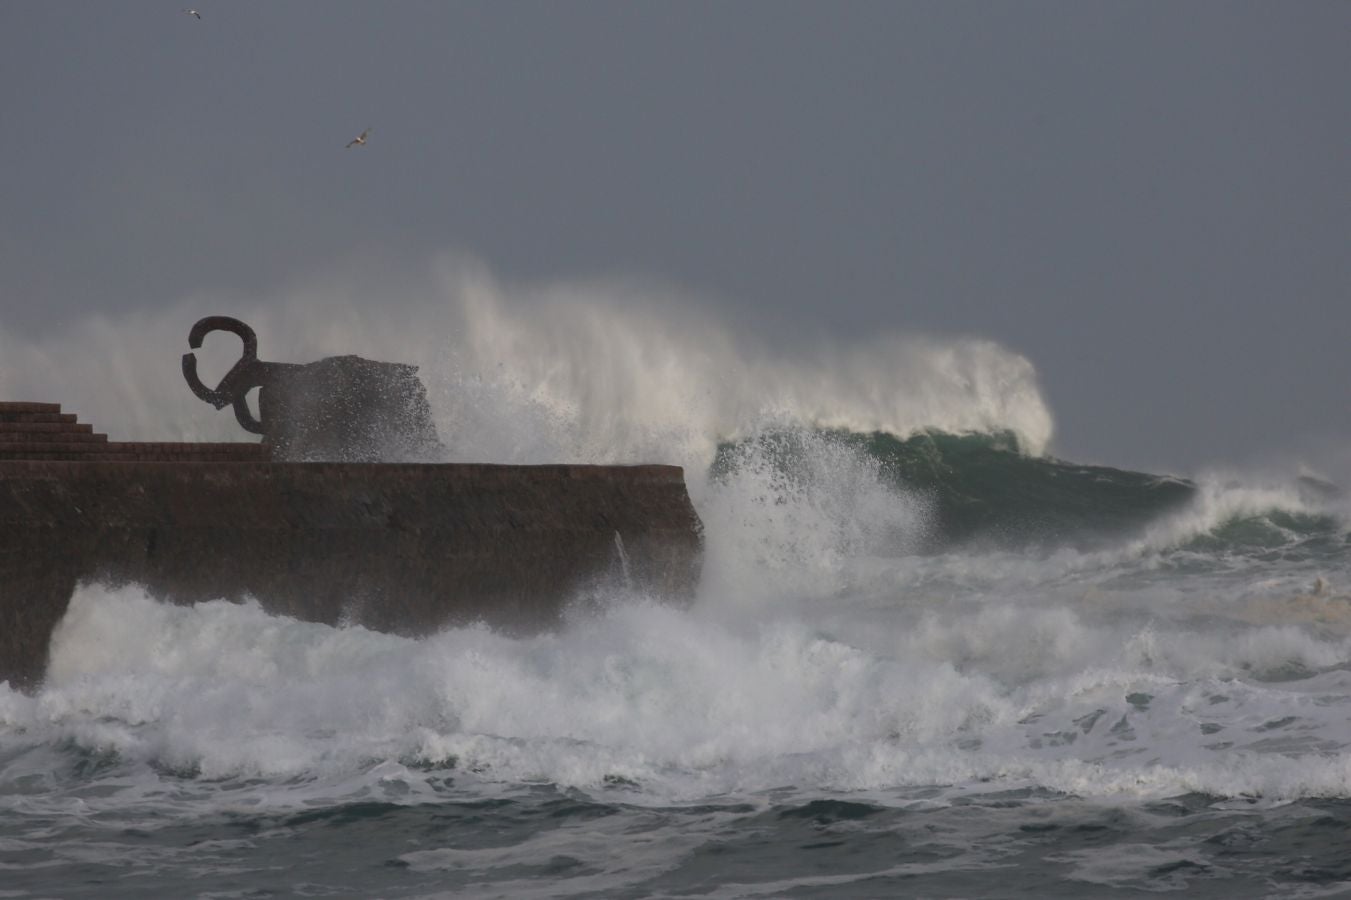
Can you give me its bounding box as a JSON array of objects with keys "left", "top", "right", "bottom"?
[{"left": 3, "top": 279, "right": 1351, "bottom": 897}]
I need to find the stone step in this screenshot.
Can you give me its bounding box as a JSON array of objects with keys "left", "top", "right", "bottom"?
[
  {"left": 0, "top": 456, "right": 270, "bottom": 464},
  {"left": 0, "top": 400, "right": 60, "bottom": 410},
  {"left": 0, "top": 413, "right": 78, "bottom": 424},
  {"left": 0, "top": 422, "right": 94, "bottom": 434},
  {"left": 102, "top": 442, "right": 266, "bottom": 453},
  {"left": 0, "top": 443, "right": 264, "bottom": 456},
  {"left": 113, "top": 454, "right": 270, "bottom": 462},
  {"left": 0, "top": 432, "right": 107, "bottom": 443},
  {"left": 0, "top": 452, "right": 144, "bottom": 461},
  {"left": 0, "top": 453, "right": 274, "bottom": 463},
  {"left": 0, "top": 443, "right": 114, "bottom": 455}
]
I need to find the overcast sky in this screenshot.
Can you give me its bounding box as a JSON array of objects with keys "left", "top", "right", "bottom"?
[{"left": 1, "top": 1, "right": 1348, "bottom": 472}]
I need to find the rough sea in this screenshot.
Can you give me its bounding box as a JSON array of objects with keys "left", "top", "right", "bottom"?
[{"left": 3, "top": 277, "right": 1350, "bottom": 897}]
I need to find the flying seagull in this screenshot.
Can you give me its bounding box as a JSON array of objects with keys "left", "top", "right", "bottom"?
[
  {"left": 182, "top": 8, "right": 201, "bottom": 19},
  {"left": 346, "top": 127, "right": 372, "bottom": 149}
]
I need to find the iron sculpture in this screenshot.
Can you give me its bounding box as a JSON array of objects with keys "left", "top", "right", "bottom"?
[{"left": 182, "top": 315, "right": 443, "bottom": 461}]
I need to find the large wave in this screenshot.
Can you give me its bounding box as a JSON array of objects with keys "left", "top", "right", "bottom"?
[{"left": 0, "top": 255, "right": 1054, "bottom": 466}]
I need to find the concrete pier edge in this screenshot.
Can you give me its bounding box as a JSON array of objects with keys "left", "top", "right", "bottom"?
[{"left": 0, "top": 403, "right": 703, "bottom": 691}]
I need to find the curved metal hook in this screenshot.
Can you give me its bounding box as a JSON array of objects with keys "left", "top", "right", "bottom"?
[
  {"left": 182, "top": 316, "right": 261, "bottom": 410},
  {"left": 230, "top": 391, "right": 266, "bottom": 434},
  {"left": 188, "top": 315, "right": 258, "bottom": 358}
]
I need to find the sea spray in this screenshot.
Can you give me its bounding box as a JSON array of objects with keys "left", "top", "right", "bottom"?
[
  {"left": 695, "top": 427, "right": 931, "bottom": 608},
  {"left": 0, "top": 256, "right": 1054, "bottom": 464}
]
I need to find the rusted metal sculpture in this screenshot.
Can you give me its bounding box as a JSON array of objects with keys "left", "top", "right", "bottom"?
[
  {"left": 182, "top": 316, "right": 294, "bottom": 435},
  {"left": 183, "top": 315, "right": 443, "bottom": 461}
]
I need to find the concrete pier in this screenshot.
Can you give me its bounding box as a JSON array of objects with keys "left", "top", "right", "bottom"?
[{"left": 0, "top": 403, "right": 703, "bottom": 690}]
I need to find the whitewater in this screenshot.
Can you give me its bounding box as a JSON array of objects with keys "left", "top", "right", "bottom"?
[{"left": 3, "top": 261, "right": 1351, "bottom": 897}]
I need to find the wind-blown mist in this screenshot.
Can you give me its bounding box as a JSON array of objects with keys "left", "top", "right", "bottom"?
[{"left": 0, "top": 256, "right": 1054, "bottom": 467}]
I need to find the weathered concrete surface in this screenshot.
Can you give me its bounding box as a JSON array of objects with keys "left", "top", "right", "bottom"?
[{"left": 0, "top": 461, "right": 703, "bottom": 691}]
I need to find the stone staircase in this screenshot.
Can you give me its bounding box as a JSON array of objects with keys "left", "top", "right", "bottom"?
[{"left": 0, "top": 402, "right": 270, "bottom": 462}]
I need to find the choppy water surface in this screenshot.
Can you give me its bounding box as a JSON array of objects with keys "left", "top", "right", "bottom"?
[{"left": 9, "top": 777, "right": 1351, "bottom": 897}]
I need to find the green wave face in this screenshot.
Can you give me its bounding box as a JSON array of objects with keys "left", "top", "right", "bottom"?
[
  {"left": 1181, "top": 508, "right": 1344, "bottom": 559},
  {"left": 862, "top": 430, "right": 1196, "bottom": 550},
  {"left": 711, "top": 429, "right": 1345, "bottom": 556}
]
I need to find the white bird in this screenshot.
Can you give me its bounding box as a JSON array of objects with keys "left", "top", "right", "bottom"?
[
  {"left": 346, "top": 127, "right": 372, "bottom": 149},
  {"left": 182, "top": 8, "right": 201, "bottom": 19}
]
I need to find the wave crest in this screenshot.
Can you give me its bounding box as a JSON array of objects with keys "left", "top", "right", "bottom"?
[{"left": 0, "top": 255, "right": 1055, "bottom": 465}]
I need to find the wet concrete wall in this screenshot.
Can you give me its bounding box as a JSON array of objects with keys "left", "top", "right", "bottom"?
[{"left": 0, "top": 407, "right": 703, "bottom": 690}]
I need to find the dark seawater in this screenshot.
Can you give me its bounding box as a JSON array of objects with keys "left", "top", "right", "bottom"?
[
  {"left": 5, "top": 428, "right": 1351, "bottom": 898},
  {"left": 8, "top": 778, "right": 1351, "bottom": 897}
]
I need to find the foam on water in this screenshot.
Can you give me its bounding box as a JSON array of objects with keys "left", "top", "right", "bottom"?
[{"left": 4, "top": 525, "right": 1351, "bottom": 812}]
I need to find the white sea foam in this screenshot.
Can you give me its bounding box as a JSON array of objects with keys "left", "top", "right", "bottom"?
[{"left": 3, "top": 562, "right": 1349, "bottom": 809}]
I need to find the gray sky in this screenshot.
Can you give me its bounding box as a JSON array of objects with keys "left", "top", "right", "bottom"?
[{"left": 2, "top": 1, "right": 1348, "bottom": 473}]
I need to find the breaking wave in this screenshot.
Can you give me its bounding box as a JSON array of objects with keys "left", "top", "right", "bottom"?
[{"left": 0, "top": 255, "right": 1053, "bottom": 466}]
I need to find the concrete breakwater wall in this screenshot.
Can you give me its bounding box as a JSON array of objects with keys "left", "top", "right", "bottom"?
[{"left": 0, "top": 405, "right": 704, "bottom": 690}]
